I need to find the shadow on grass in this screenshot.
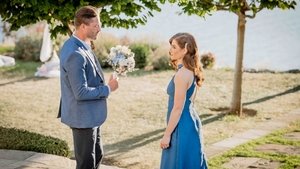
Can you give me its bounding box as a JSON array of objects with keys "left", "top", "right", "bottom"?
[
  {"left": 104, "top": 128, "right": 165, "bottom": 157},
  {"left": 200, "top": 113, "right": 214, "bottom": 119},
  {"left": 202, "top": 112, "right": 227, "bottom": 125},
  {"left": 0, "top": 76, "right": 48, "bottom": 87},
  {"left": 209, "top": 107, "right": 257, "bottom": 117},
  {"left": 104, "top": 112, "right": 226, "bottom": 157},
  {"left": 243, "top": 85, "right": 300, "bottom": 106},
  {"left": 102, "top": 112, "right": 228, "bottom": 167},
  {"left": 103, "top": 158, "right": 139, "bottom": 169}
]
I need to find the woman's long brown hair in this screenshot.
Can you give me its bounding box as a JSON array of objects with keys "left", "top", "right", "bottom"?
[{"left": 169, "top": 33, "right": 204, "bottom": 87}]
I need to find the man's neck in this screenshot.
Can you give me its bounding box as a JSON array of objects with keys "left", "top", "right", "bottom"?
[{"left": 74, "top": 31, "right": 90, "bottom": 45}]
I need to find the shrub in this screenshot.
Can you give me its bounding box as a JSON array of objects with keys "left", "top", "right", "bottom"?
[
  {"left": 148, "top": 43, "right": 159, "bottom": 52},
  {"left": 14, "top": 36, "right": 42, "bottom": 61},
  {"left": 130, "top": 44, "right": 151, "bottom": 69},
  {"left": 153, "top": 55, "right": 172, "bottom": 70},
  {"left": 200, "top": 51, "right": 216, "bottom": 69},
  {"left": 0, "top": 127, "right": 70, "bottom": 157},
  {"left": 93, "top": 33, "right": 119, "bottom": 68},
  {"left": 119, "top": 35, "right": 131, "bottom": 46},
  {"left": 93, "top": 44, "right": 110, "bottom": 68}
]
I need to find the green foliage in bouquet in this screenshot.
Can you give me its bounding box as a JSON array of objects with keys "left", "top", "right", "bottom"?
[{"left": 14, "top": 36, "right": 42, "bottom": 62}]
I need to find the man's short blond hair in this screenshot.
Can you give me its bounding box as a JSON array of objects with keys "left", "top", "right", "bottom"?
[{"left": 74, "top": 6, "right": 99, "bottom": 27}]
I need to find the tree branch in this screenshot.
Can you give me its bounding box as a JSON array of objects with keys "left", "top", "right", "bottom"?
[
  {"left": 216, "top": 4, "right": 229, "bottom": 11},
  {"left": 245, "top": 6, "right": 263, "bottom": 19}
]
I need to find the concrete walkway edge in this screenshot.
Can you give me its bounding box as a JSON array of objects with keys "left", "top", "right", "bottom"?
[{"left": 0, "top": 149, "right": 122, "bottom": 169}]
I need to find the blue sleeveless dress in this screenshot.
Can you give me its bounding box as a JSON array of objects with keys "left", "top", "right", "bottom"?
[{"left": 160, "top": 69, "right": 208, "bottom": 169}]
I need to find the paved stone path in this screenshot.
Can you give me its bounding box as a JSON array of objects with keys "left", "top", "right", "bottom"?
[
  {"left": 205, "top": 108, "right": 300, "bottom": 158},
  {"left": 223, "top": 157, "right": 281, "bottom": 169},
  {"left": 221, "top": 130, "right": 300, "bottom": 169}
]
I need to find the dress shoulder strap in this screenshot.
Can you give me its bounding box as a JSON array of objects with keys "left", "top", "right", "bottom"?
[
  {"left": 191, "top": 77, "right": 198, "bottom": 104},
  {"left": 192, "top": 86, "right": 197, "bottom": 104}
]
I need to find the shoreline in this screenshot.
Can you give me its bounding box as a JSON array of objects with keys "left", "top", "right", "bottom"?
[{"left": 243, "top": 68, "right": 300, "bottom": 74}]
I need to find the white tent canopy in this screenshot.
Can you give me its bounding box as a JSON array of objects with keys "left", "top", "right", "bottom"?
[{"left": 35, "top": 24, "right": 60, "bottom": 78}]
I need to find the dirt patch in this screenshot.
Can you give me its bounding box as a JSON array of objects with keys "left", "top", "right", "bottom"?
[
  {"left": 255, "top": 144, "right": 300, "bottom": 155},
  {"left": 249, "top": 158, "right": 281, "bottom": 169},
  {"left": 284, "top": 132, "right": 300, "bottom": 141},
  {"left": 222, "top": 157, "right": 280, "bottom": 169}
]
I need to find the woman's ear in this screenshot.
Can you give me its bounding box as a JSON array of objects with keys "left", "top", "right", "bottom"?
[
  {"left": 183, "top": 43, "right": 188, "bottom": 55},
  {"left": 183, "top": 46, "right": 188, "bottom": 55}
]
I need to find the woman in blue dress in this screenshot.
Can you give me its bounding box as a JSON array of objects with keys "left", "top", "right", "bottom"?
[{"left": 160, "top": 33, "right": 208, "bottom": 169}]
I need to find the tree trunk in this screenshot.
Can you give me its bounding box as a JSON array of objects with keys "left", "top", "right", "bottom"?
[{"left": 230, "top": 13, "right": 246, "bottom": 116}]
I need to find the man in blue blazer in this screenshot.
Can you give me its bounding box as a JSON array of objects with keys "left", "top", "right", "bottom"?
[{"left": 58, "top": 6, "right": 119, "bottom": 169}]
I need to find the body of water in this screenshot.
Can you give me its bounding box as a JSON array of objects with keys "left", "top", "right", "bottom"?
[{"left": 103, "top": 3, "right": 300, "bottom": 71}]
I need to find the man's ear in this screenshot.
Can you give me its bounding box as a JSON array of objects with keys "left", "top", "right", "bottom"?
[{"left": 81, "top": 24, "right": 86, "bottom": 29}]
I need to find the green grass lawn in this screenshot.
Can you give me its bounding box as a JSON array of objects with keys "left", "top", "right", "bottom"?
[
  {"left": 0, "top": 45, "right": 14, "bottom": 54},
  {"left": 0, "top": 60, "right": 41, "bottom": 78},
  {"left": 209, "top": 120, "right": 300, "bottom": 169},
  {"left": 0, "top": 60, "right": 299, "bottom": 169}
]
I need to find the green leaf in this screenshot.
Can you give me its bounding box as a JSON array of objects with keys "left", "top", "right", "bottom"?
[{"left": 0, "top": 0, "right": 162, "bottom": 36}]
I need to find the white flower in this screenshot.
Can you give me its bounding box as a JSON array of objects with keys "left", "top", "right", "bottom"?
[{"left": 106, "top": 45, "right": 136, "bottom": 76}]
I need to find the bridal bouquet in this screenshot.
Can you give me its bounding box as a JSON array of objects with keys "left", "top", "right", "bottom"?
[{"left": 106, "top": 45, "right": 136, "bottom": 77}]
